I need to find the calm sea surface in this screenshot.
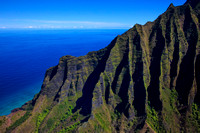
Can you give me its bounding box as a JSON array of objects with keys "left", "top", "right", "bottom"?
[{"left": 0, "top": 29, "right": 127, "bottom": 115}]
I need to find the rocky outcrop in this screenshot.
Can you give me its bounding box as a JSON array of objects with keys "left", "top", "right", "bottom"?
[{"left": 1, "top": 0, "right": 200, "bottom": 132}]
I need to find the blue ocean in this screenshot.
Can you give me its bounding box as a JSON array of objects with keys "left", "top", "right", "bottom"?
[{"left": 0, "top": 29, "right": 126, "bottom": 116}]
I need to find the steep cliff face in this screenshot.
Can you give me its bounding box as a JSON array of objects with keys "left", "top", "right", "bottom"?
[{"left": 1, "top": 0, "right": 200, "bottom": 132}]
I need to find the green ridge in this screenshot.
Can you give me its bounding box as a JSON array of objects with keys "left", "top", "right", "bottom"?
[{"left": 1, "top": 0, "right": 200, "bottom": 132}]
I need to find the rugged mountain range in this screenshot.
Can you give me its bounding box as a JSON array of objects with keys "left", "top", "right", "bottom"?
[{"left": 0, "top": 0, "right": 200, "bottom": 132}]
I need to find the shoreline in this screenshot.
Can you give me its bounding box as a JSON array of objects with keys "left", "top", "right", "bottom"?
[{"left": 0, "top": 81, "right": 42, "bottom": 116}]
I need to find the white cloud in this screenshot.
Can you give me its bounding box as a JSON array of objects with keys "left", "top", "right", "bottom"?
[
  {"left": 0, "top": 19, "right": 132, "bottom": 29},
  {"left": 28, "top": 26, "right": 33, "bottom": 28},
  {"left": 73, "top": 26, "right": 77, "bottom": 29},
  {"left": 0, "top": 27, "right": 6, "bottom": 29},
  {"left": 13, "top": 19, "right": 131, "bottom": 29}
]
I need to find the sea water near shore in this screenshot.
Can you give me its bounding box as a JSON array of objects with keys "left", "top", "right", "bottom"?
[{"left": 0, "top": 29, "right": 127, "bottom": 116}]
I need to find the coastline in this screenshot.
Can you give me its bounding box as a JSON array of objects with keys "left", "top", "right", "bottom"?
[{"left": 0, "top": 81, "right": 42, "bottom": 116}]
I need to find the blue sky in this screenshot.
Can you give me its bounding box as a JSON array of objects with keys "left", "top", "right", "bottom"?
[{"left": 0, "top": 0, "right": 186, "bottom": 29}]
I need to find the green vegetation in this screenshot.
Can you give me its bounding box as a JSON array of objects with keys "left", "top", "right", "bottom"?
[
  {"left": 49, "top": 121, "right": 60, "bottom": 133},
  {"left": 170, "top": 89, "right": 178, "bottom": 110},
  {"left": 95, "top": 113, "right": 109, "bottom": 131},
  {"left": 61, "top": 105, "right": 73, "bottom": 122},
  {"left": 59, "top": 121, "right": 80, "bottom": 133},
  {"left": 92, "top": 106, "right": 112, "bottom": 132},
  {"left": 187, "top": 103, "right": 200, "bottom": 132},
  {"left": 46, "top": 118, "right": 54, "bottom": 129},
  {"left": 127, "top": 119, "right": 137, "bottom": 128},
  {"left": 71, "top": 113, "right": 79, "bottom": 121},
  {"left": 42, "top": 101, "right": 77, "bottom": 132},
  {"left": 147, "top": 103, "right": 164, "bottom": 132},
  {"left": 159, "top": 88, "right": 180, "bottom": 132},
  {"left": 111, "top": 110, "right": 121, "bottom": 120},
  {"left": 191, "top": 104, "right": 200, "bottom": 124},
  {"left": 35, "top": 109, "right": 49, "bottom": 133},
  {"left": 6, "top": 111, "right": 31, "bottom": 131}
]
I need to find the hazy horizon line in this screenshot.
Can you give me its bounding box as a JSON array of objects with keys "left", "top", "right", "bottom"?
[{"left": 0, "top": 19, "right": 133, "bottom": 29}]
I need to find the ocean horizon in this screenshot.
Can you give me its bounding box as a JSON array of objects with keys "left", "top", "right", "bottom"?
[{"left": 0, "top": 29, "right": 127, "bottom": 116}]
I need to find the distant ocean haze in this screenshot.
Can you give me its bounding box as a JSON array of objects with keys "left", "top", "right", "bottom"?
[{"left": 0, "top": 29, "right": 127, "bottom": 116}]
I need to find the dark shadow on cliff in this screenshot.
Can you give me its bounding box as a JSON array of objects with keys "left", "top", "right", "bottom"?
[
  {"left": 147, "top": 24, "right": 164, "bottom": 111},
  {"left": 115, "top": 64, "right": 131, "bottom": 118},
  {"left": 175, "top": 6, "right": 198, "bottom": 106},
  {"left": 132, "top": 33, "right": 146, "bottom": 116},
  {"left": 53, "top": 63, "right": 68, "bottom": 102},
  {"left": 49, "top": 65, "right": 58, "bottom": 81},
  {"left": 105, "top": 79, "right": 110, "bottom": 104},
  {"left": 73, "top": 37, "right": 117, "bottom": 116},
  {"left": 111, "top": 54, "right": 126, "bottom": 94},
  {"left": 170, "top": 22, "right": 180, "bottom": 89},
  {"left": 109, "top": 38, "right": 131, "bottom": 118}
]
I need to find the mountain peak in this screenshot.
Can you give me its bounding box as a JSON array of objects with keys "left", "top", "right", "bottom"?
[{"left": 167, "top": 3, "right": 175, "bottom": 10}]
